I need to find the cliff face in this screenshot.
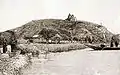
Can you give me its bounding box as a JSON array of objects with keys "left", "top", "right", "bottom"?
[{"left": 11, "top": 19, "right": 113, "bottom": 43}]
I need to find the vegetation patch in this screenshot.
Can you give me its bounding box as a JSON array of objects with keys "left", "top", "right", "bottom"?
[
  {"left": 16, "top": 43, "right": 87, "bottom": 55},
  {"left": 0, "top": 54, "right": 32, "bottom": 75}
]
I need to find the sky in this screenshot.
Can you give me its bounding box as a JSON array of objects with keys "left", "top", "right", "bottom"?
[{"left": 0, "top": 0, "right": 120, "bottom": 34}]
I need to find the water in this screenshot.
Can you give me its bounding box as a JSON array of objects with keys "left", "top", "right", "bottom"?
[{"left": 23, "top": 48, "right": 120, "bottom": 75}]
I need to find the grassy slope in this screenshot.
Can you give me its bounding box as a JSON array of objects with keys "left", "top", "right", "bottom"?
[{"left": 11, "top": 19, "right": 113, "bottom": 43}]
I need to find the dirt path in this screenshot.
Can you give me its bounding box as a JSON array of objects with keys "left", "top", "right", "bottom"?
[{"left": 23, "top": 48, "right": 120, "bottom": 75}]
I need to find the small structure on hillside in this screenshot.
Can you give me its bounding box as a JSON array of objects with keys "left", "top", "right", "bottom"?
[
  {"left": 65, "top": 13, "right": 77, "bottom": 21},
  {"left": 51, "top": 34, "right": 62, "bottom": 44},
  {"left": 24, "top": 34, "right": 44, "bottom": 43},
  {"left": 33, "top": 35, "right": 39, "bottom": 38}
]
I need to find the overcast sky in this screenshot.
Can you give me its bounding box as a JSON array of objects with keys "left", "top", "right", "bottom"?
[{"left": 0, "top": 0, "right": 120, "bottom": 34}]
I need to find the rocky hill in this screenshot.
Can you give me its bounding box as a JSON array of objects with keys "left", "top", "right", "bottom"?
[{"left": 11, "top": 19, "right": 113, "bottom": 43}]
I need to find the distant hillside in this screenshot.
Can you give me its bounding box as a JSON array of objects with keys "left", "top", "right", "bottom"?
[{"left": 11, "top": 19, "right": 113, "bottom": 43}]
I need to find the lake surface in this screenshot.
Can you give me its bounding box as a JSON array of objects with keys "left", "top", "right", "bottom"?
[{"left": 23, "top": 48, "right": 120, "bottom": 75}]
